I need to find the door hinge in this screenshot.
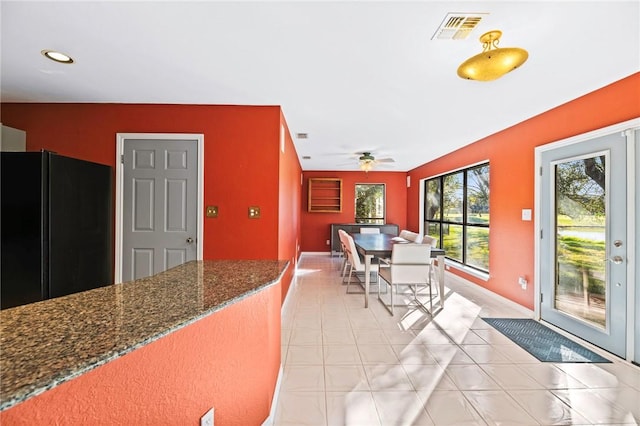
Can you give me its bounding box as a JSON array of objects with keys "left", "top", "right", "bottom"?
[
  {"left": 540, "top": 293, "right": 544, "bottom": 303},
  {"left": 539, "top": 166, "right": 543, "bottom": 176},
  {"left": 120, "top": 154, "right": 124, "bottom": 164},
  {"left": 540, "top": 229, "right": 543, "bottom": 239}
]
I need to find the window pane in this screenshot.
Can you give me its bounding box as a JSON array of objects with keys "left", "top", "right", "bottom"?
[
  {"left": 466, "top": 226, "right": 489, "bottom": 271},
  {"left": 443, "top": 173, "right": 463, "bottom": 223},
  {"left": 425, "top": 222, "right": 440, "bottom": 247},
  {"left": 442, "top": 224, "right": 463, "bottom": 262},
  {"left": 355, "top": 184, "right": 385, "bottom": 224},
  {"left": 425, "top": 179, "right": 441, "bottom": 220},
  {"left": 467, "top": 165, "right": 490, "bottom": 225},
  {"left": 422, "top": 163, "right": 490, "bottom": 273}
]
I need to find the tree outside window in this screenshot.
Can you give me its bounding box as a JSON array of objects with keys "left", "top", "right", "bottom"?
[{"left": 355, "top": 184, "right": 385, "bottom": 224}]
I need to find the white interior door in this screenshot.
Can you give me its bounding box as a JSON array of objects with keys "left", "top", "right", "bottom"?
[
  {"left": 118, "top": 135, "right": 201, "bottom": 282},
  {"left": 540, "top": 131, "right": 627, "bottom": 357}
]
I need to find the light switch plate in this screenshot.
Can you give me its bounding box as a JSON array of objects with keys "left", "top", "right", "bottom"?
[{"left": 521, "top": 209, "right": 532, "bottom": 221}]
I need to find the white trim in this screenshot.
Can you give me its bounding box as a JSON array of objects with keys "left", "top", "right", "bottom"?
[
  {"left": 625, "top": 127, "right": 637, "bottom": 361},
  {"left": 300, "top": 251, "right": 332, "bottom": 256},
  {"left": 444, "top": 259, "right": 490, "bottom": 282},
  {"left": 418, "top": 177, "right": 425, "bottom": 235},
  {"left": 261, "top": 364, "right": 284, "bottom": 426},
  {"left": 535, "top": 118, "right": 640, "bottom": 154},
  {"left": 447, "top": 271, "right": 534, "bottom": 317},
  {"left": 533, "top": 117, "right": 640, "bottom": 358},
  {"left": 114, "top": 133, "right": 204, "bottom": 284}
]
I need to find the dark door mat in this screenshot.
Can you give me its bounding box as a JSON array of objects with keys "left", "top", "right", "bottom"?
[{"left": 482, "top": 318, "right": 611, "bottom": 363}]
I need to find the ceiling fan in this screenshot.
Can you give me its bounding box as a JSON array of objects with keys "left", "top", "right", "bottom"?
[{"left": 357, "top": 151, "right": 395, "bottom": 172}]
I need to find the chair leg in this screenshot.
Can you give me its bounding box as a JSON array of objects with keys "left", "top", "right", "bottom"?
[
  {"left": 428, "top": 270, "right": 434, "bottom": 313},
  {"left": 390, "top": 283, "right": 395, "bottom": 315},
  {"left": 346, "top": 265, "right": 354, "bottom": 293},
  {"left": 341, "top": 259, "right": 349, "bottom": 279}
]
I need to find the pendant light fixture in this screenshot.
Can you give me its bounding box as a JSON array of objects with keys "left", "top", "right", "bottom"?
[{"left": 457, "top": 30, "right": 528, "bottom": 81}]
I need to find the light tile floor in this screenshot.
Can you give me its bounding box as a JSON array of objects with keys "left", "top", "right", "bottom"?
[{"left": 273, "top": 254, "right": 640, "bottom": 426}]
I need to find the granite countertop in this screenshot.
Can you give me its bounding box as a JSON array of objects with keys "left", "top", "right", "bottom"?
[{"left": 0, "top": 259, "right": 289, "bottom": 411}]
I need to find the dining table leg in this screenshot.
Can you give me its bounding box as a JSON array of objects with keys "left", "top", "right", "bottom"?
[
  {"left": 437, "top": 254, "right": 445, "bottom": 308},
  {"left": 364, "top": 253, "right": 373, "bottom": 308}
]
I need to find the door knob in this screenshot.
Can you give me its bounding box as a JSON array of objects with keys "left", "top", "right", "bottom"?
[
  {"left": 186, "top": 237, "right": 194, "bottom": 244},
  {"left": 609, "top": 255, "right": 624, "bottom": 264}
]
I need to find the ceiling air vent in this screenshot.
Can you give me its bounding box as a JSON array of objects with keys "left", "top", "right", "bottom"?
[
  {"left": 431, "top": 13, "right": 488, "bottom": 40},
  {"left": 296, "top": 133, "right": 308, "bottom": 139}
]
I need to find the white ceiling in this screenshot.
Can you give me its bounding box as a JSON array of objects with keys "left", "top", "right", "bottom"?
[{"left": 1, "top": 1, "right": 639, "bottom": 171}]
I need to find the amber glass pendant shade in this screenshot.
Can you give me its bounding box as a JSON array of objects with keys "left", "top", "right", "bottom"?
[{"left": 457, "top": 30, "right": 528, "bottom": 81}]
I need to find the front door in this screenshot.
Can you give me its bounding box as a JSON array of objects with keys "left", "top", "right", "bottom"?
[
  {"left": 121, "top": 137, "right": 198, "bottom": 282},
  {"left": 540, "top": 131, "right": 627, "bottom": 357}
]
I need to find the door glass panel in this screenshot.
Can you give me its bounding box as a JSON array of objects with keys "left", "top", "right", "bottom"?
[{"left": 554, "top": 154, "right": 607, "bottom": 329}]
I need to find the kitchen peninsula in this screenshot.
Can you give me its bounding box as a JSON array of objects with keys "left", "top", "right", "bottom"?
[{"left": 0, "top": 259, "right": 289, "bottom": 425}]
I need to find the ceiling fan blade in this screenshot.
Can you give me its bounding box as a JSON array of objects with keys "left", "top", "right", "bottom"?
[{"left": 376, "top": 158, "right": 395, "bottom": 163}]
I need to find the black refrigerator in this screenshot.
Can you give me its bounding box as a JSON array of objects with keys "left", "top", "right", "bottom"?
[{"left": 1, "top": 151, "right": 113, "bottom": 310}]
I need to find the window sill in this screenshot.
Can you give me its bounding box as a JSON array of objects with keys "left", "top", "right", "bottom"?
[{"left": 444, "top": 259, "right": 490, "bottom": 281}]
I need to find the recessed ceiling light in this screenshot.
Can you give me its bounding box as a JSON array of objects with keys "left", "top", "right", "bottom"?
[{"left": 41, "top": 49, "right": 74, "bottom": 64}]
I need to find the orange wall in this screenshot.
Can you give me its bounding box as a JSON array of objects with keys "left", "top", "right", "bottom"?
[
  {"left": 407, "top": 73, "right": 640, "bottom": 309},
  {"left": 0, "top": 281, "right": 282, "bottom": 426},
  {"left": 0, "top": 103, "right": 300, "bottom": 267},
  {"left": 278, "top": 113, "right": 303, "bottom": 301},
  {"left": 300, "top": 171, "right": 408, "bottom": 252}
]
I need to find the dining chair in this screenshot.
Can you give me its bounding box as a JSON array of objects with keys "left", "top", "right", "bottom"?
[
  {"left": 359, "top": 227, "right": 380, "bottom": 234},
  {"left": 337, "top": 229, "right": 352, "bottom": 279},
  {"left": 398, "top": 229, "right": 423, "bottom": 243},
  {"left": 422, "top": 235, "right": 439, "bottom": 287},
  {"left": 377, "top": 243, "right": 433, "bottom": 315},
  {"left": 343, "top": 232, "right": 380, "bottom": 293}
]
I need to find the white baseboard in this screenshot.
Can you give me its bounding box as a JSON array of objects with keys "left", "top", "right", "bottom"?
[
  {"left": 261, "top": 364, "right": 284, "bottom": 426},
  {"left": 446, "top": 271, "right": 534, "bottom": 318},
  {"left": 300, "top": 251, "right": 332, "bottom": 256}
]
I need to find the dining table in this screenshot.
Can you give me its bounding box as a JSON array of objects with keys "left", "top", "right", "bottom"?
[{"left": 351, "top": 233, "right": 446, "bottom": 309}]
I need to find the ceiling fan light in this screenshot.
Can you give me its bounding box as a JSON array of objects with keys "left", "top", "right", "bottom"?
[
  {"left": 358, "top": 152, "right": 376, "bottom": 172},
  {"left": 457, "top": 30, "right": 528, "bottom": 81},
  {"left": 359, "top": 159, "right": 374, "bottom": 172}
]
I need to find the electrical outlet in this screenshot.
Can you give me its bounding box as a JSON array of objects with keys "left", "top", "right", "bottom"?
[
  {"left": 518, "top": 276, "right": 528, "bottom": 290},
  {"left": 201, "top": 408, "right": 214, "bottom": 426},
  {"left": 326, "top": 239, "right": 330, "bottom": 245}
]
